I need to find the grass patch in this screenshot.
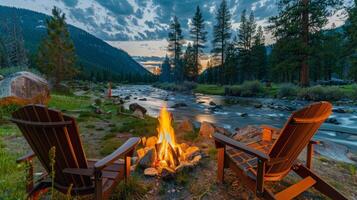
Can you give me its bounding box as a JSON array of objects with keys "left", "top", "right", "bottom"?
[
  {"left": 49, "top": 94, "right": 91, "bottom": 111},
  {"left": 0, "top": 140, "right": 26, "bottom": 199},
  {"left": 115, "top": 115, "right": 157, "bottom": 137},
  {"left": 100, "top": 137, "right": 124, "bottom": 156},
  {"left": 193, "top": 84, "right": 225, "bottom": 95},
  {"left": 0, "top": 125, "right": 21, "bottom": 137},
  {"left": 111, "top": 175, "right": 150, "bottom": 200}
]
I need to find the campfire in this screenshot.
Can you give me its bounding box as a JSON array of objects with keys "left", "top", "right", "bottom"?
[{"left": 136, "top": 107, "right": 201, "bottom": 177}]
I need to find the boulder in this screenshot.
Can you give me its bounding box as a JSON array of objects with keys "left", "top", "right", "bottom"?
[
  {"left": 0, "top": 74, "right": 3, "bottom": 81},
  {"left": 209, "top": 101, "right": 217, "bottom": 106},
  {"left": 0, "top": 71, "right": 50, "bottom": 106},
  {"left": 240, "top": 113, "right": 248, "bottom": 117},
  {"left": 139, "top": 98, "right": 147, "bottom": 101},
  {"left": 171, "top": 102, "right": 188, "bottom": 108},
  {"left": 333, "top": 108, "right": 348, "bottom": 114},
  {"left": 178, "top": 118, "right": 194, "bottom": 132},
  {"left": 129, "top": 103, "right": 147, "bottom": 114},
  {"left": 144, "top": 168, "right": 159, "bottom": 176},
  {"left": 133, "top": 109, "right": 144, "bottom": 119},
  {"left": 199, "top": 121, "right": 215, "bottom": 138},
  {"left": 254, "top": 103, "right": 263, "bottom": 108},
  {"left": 139, "top": 148, "right": 157, "bottom": 168},
  {"left": 325, "top": 118, "right": 340, "bottom": 125}
]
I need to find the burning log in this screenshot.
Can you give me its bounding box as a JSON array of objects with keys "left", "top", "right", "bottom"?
[{"left": 136, "top": 106, "right": 202, "bottom": 177}]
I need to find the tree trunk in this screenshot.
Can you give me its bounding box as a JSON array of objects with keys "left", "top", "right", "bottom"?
[{"left": 301, "top": 0, "right": 309, "bottom": 87}]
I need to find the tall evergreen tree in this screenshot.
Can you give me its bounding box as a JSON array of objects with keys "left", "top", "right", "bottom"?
[
  {"left": 37, "top": 7, "right": 77, "bottom": 88},
  {"left": 183, "top": 43, "right": 197, "bottom": 81},
  {"left": 212, "top": 0, "right": 232, "bottom": 69},
  {"left": 345, "top": 0, "right": 357, "bottom": 81},
  {"left": 251, "top": 26, "right": 267, "bottom": 80},
  {"left": 190, "top": 6, "right": 207, "bottom": 77},
  {"left": 269, "top": 0, "right": 342, "bottom": 86},
  {"left": 237, "top": 10, "right": 257, "bottom": 81},
  {"left": 167, "top": 16, "right": 185, "bottom": 82},
  {"left": 0, "top": 37, "right": 7, "bottom": 67},
  {"left": 160, "top": 55, "right": 171, "bottom": 82},
  {"left": 1, "top": 17, "right": 28, "bottom": 67}
]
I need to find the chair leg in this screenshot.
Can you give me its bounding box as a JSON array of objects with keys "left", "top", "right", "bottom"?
[
  {"left": 293, "top": 164, "right": 348, "bottom": 200},
  {"left": 27, "top": 181, "right": 50, "bottom": 200},
  {"left": 95, "top": 170, "right": 103, "bottom": 200},
  {"left": 217, "top": 148, "right": 225, "bottom": 183}
]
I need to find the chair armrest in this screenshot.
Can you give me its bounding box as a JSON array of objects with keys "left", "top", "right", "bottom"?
[
  {"left": 94, "top": 137, "right": 140, "bottom": 170},
  {"left": 63, "top": 168, "right": 94, "bottom": 176},
  {"left": 213, "top": 133, "right": 270, "bottom": 161},
  {"left": 16, "top": 151, "right": 36, "bottom": 163}
]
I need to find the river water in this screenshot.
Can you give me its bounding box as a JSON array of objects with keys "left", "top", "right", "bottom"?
[{"left": 113, "top": 85, "right": 357, "bottom": 163}]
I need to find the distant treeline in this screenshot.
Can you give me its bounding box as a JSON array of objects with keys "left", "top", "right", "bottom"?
[{"left": 160, "top": 0, "right": 357, "bottom": 86}]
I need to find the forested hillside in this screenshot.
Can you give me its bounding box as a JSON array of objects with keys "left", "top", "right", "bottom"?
[{"left": 0, "top": 6, "right": 150, "bottom": 82}]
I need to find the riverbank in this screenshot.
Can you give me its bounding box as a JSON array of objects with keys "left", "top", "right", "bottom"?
[
  {"left": 1, "top": 82, "right": 356, "bottom": 199},
  {"left": 153, "top": 81, "right": 357, "bottom": 102}
]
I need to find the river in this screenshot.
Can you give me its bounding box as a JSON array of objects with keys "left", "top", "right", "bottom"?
[{"left": 113, "top": 85, "right": 357, "bottom": 164}]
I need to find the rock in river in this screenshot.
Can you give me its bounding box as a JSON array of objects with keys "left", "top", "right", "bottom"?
[{"left": 171, "top": 102, "right": 187, "bottom": 108}]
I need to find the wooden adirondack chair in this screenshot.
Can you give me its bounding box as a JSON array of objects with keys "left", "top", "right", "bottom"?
[
  {"left": 214, "top": 101, "right": 348, "bottom": 200},
  {"left": 11, "top": 105, "right": 141, "bottom": 200}
]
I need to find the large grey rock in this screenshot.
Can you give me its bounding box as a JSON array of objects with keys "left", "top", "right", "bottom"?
[
  {"left": 129, "top": 103, "right": 147, "bottom": 114},
  {"left": 0, "top": 75, "right": 3, "bottom": 81},
  {"left": 199, "top": 121, "right": 215, "bottom": 138},
  {"left": 0, "top": 71, "right": 49, "bottom": 104}
]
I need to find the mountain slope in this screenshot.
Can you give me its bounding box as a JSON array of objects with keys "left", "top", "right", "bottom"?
[
  {"left": 0, "top": 0, "right": 352, "bottom": 41},
  {"left": 0, "top": 6, "right": 149, "bottom": 76}
]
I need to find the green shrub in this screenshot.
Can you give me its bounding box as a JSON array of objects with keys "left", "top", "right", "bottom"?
[
  {"left": 350, "top": 84, "right": 357, "bottom": 100},
  {"left": 298, "top": 85, "right": 345, "bottom": 101},
  {"left": 277, "top": 83, "right": 298, "bottom": 98},
  {"left": 224, "top": 85, "right": 242, "bottom": 96}
]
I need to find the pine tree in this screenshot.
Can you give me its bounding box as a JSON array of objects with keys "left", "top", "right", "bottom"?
[
  {"left": 212, "top": 0, "right": 232, "bottom": 69},
  {"left": 251, "top": 26, "right": 267, "bottom": 80},
  {"left": 269, "top": 0, "right": 342, "bottom": 86},
  {"left": 37, "top": 7, "right": 78, "bottom": 88},
  {"left": 224, "top": 42, "right": 239, "bottom": 84},
  {"left": 190, "top": 6, "right": 207, "bottom": 78},
  {"left": 237, "top": 10, "right": 257, "bottom": 81},
  {"left": 167, "top": 16, "right": 185, "bottom": 82},
  {"left": 160, "top": 55, "right": 171, "bottom": 82},
  {"left": 345, "top": 0, "right": 357, "bottom": 81},
  {"left": 183, "top": 43, "right": 197, "bottom": 81},
  {"left": 1, "top": 17, "right": 28, "bottom": 67},
  {"left": 0, "top": 37, "right": 7, "bottom": 68}
]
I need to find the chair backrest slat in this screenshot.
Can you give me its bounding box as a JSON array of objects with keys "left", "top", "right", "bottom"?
[
  {"left": 12, "top": 105, "right": 91, "bottom": 188},
  {"left": 266, "top": 102, "right": 332, "bottom": 176}
]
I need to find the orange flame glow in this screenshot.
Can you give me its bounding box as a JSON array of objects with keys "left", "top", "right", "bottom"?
[{"left": 156, "top": 106, "right": 181, "bottom": 169}]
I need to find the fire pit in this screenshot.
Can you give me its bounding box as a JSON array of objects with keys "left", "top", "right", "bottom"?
[{"left": 135, "top": 107, "right": 201, "bottom": 177}]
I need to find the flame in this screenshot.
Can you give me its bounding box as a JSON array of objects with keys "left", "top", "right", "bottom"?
[{"left": 156, "top": 106, "right": 181, "bottom": 169}]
